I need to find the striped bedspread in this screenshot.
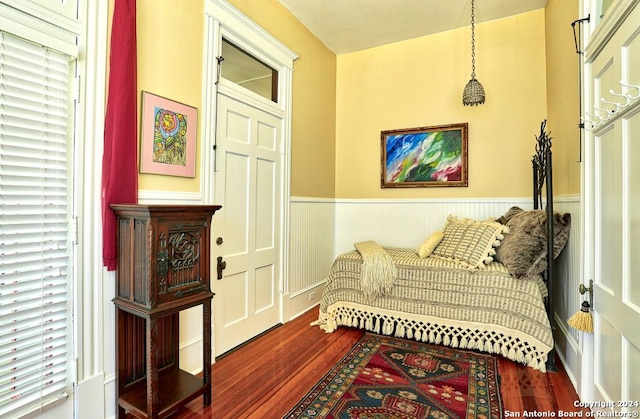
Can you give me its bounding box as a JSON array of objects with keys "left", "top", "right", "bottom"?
[{"left": 313, "top": 247, "right": 554, "bottom": 371}]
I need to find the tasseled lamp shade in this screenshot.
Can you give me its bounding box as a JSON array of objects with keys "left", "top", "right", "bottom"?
[{"left": 463, "top": 77, "right": 486, "bottom": 106}]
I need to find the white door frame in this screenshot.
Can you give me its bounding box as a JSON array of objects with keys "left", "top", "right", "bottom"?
[{"left": 202, "top": 0, "right": 298, "bottom": 324}]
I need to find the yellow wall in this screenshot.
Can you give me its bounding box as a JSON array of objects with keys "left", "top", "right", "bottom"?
[
  {"left": 545, "top": 0, "right": 580, "bottom": 196},
  {"left": 135, "top": 0, "right": 337, "bottom": 198},
  {"left": 136, "top": 0, "right": 205, "bottom": 192},
  {"left": 335, "top": 10, "right": 548, "bottom": 198},
  {"left": 133, "top": 2, "right": 578, "bottom": 199}
]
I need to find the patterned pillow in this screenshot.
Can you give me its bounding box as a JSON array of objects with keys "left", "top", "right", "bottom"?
[
  {"left": 432, "top": 215, "right": 509, "bottom": 269},
  {"left": 415, "top": 231, "right": 444, "bottom": 258}
]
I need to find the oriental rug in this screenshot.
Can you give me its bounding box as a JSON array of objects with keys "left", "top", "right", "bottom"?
[{"left": 284, "top": 333, "right": 502, "bottom": 419}]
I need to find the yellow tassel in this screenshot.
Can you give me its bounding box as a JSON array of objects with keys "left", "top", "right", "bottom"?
[{"left": 568, "top": 301, "right": 593, "bottom": 333}]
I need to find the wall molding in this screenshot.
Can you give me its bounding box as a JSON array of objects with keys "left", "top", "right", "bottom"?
[{"left": 137, "top": 189, "right": 204, "bottom": 204}]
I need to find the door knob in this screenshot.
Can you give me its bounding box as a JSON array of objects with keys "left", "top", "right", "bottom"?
[
  {"left": 216, "top": 256, "right": 226, "bottom": 280},
  {"left": 216, "top": 236, "right": 223, "bottom": 245}
]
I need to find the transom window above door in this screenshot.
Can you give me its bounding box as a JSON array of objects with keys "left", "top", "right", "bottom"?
[{"left": 220, "top": 39, "right": 278, "bottom": 102}]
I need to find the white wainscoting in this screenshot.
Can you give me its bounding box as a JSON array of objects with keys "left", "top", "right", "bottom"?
[
  {"left": 333, "top": 197, "right": 533, "bottom": 255},
  {"left": 552, "top": 196, "right": 584, "bottom": 392},
  {"left": 288, "top": 195, "right": 583, "bottom": 387},
  {"left": 289, "top": 198, "right": 336, "bottom": 295}
]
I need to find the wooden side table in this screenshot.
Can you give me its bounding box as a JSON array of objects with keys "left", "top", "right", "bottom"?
[{"left": 111, "top": 205, "right": 221, "bottom": 418}]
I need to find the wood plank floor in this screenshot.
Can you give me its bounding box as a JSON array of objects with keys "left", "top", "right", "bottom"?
[{"left": 171, "top": 307, "right": 588, "bottom": 418}]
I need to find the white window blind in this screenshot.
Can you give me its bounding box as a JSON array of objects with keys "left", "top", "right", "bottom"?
[{"left": 0, "top": 31, "right": 73, "bottom": 419}]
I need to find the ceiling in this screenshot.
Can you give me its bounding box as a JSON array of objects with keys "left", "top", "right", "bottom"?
[{"left": 277, "top": 0, "right": 548, "bottom": 54}]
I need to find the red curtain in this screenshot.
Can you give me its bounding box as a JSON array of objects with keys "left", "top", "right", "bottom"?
[{"left": 101, "top": 0, "right": 138, "bottom": 270}]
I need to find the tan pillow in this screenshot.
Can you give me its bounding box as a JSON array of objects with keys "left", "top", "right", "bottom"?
[
  {"left": 432, "top": 215, "right": 508, "bottom": 269},
  {"left": 416, "top": 231, "right": 444, "bottom": 258}
]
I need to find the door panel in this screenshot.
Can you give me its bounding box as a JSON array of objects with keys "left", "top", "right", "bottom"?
[
  {"left": 256, "top": 158, "right": 275, "bottom": 249},
  {"left": 630, "top": 343, "right": 640, "bottom": 397},
  {"left": 213, "top": 92, "right": 281, "bottom": 356},
  {"left": 595, "top": 314, "right": 622, "bottom": 399},
  {"left": 624, "top": 20, "right": 640, "bottom": 83},
  {"left": 225, "top": 154, "right": 249, "bottom": 251},
  {"left": 593, "top": 123, "right": 622, "bottom": 402},
  {"left": 222, "top": 271, "right": 248, "bottom": 326},
  {"left": 595, "top": 126, "right": 621, "bottom": 295},
  {"left": 255, "top": 265, "right": 275, "bottom": 312},
  {"left": 257, "top": 119, "right": 277, "bottom": 149},
  {"left": 628, "top": 112, "right": 640, "bottom": 307}
]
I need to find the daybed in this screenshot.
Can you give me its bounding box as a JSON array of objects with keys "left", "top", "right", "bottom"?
[{"left": 313, "top": 121, "right": 570, "bottom": 372}]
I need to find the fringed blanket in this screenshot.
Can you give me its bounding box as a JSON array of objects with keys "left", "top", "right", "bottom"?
[
  {"left": 313, "top": 247, "right": 553, "bottom": 372},
  {"left": 354, "top": 241, "right": 396, "bottom": 300}
]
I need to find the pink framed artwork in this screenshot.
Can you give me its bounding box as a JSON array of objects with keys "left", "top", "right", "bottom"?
[{"left": 139, "top": 91, "right": 197, "bottom": 177}]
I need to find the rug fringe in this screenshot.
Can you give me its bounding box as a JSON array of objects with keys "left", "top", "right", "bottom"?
[{"left": 313, "top": 307, "right": 549, "bottom": 372}]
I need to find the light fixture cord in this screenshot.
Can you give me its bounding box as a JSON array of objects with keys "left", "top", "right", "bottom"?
[{"left": 470, "top": 0, "right": 476, "bottom": 78}]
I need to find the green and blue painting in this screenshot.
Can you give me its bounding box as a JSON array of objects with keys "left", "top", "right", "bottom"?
[{"left": 385, "top": 129, "right": 463, "bottom": 184}]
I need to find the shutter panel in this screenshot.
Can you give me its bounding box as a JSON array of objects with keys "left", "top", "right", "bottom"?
[{"left": 0, "top": 31, "right": 72, "bottom": 418}]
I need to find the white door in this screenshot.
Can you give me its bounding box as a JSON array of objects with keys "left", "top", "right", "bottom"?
[
  {"left": 212, "top": 91, "right": 282, "bottom": 356},
  {"left": 586, "top": 1, "right": 640, "bottom": 406}
]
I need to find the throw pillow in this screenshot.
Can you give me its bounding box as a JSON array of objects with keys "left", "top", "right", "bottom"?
[
  {"left": 432, "top": 215, "right": 508, "bottom": 269},
  {"left": 416, "top": 231, "right": 444, "bottom": 258},
  {"left": 495, "top": 207, "right": 571, "bottom": 279},
  {"left": 496, "top": 206, "right": 523, "bottom": 225}
]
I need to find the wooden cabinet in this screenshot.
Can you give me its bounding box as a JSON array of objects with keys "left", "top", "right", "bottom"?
[{"left": 111, "top": 204, "right": 221, "bottom": 419}]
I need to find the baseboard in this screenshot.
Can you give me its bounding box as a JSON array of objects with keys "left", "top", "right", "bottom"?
[
  {"left": 554, "top": 312, "right": 583, "bottom": 394},
  {"left": 287, "top": 283, "right": 325, "bottom": 321},
  {"left": 76, "top": 373, "right": 106, "bottom": 419},
  {"left": 179, "top": 335, "right": 204, "bottom": 375}
]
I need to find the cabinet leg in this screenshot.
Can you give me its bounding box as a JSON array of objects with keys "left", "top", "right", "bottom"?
[
  {"left": 115, "top": 307, "right": 127, "bottom": 419},
  {"left": 203, "top": 300, "right": 212, "bottom": 406},
  {"left": 147, "top": 316, "right": 160, "bottom": 418}
]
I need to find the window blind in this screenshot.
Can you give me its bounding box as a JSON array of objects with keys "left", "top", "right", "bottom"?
[{"left": 0, "top": 31, "right": 73, "bottom": 419}]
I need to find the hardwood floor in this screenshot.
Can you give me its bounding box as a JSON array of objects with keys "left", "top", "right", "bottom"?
[{"left": 171, "top": 307, "right": 588, "bottom": 418}]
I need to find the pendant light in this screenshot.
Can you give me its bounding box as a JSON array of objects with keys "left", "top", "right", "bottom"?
[{"left": 462, "top": 0, "right": 486, "bottom": 106}]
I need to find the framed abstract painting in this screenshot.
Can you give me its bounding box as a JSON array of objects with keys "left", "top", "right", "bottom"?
[
  {"left": 139, "top": 91, "right": 197, "bottom": 177},
  {"left": 381, "top": 123, "right": 468, "bottom": 188}
]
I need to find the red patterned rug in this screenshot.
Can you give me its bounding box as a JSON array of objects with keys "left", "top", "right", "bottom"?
[{"left": 284, "top": 333, "right": 502, "bottom": 419}]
